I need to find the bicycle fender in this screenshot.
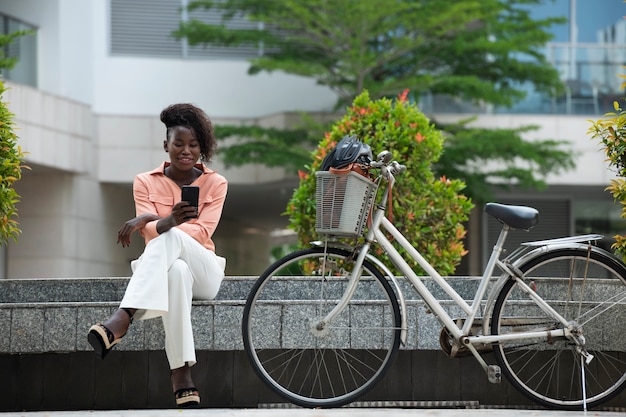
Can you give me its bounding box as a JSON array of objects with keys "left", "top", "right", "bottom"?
[
  {"left": 482, "top": 241, "right": 626, "bottom": 335},
  {"left": 512, "top": 241, "right": 625, "bottom": 273}
]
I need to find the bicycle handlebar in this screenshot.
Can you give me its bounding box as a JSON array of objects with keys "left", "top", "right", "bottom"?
[{"left": 370, "top": 150, "right": 406, "bottom": 178}]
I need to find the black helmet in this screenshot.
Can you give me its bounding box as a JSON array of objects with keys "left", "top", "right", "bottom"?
[{"left": 320, "top": 135, "right": 372, "bottom": 171}]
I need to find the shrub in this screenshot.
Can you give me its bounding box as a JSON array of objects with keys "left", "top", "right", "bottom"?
[
  {"left": 589, "top": 99, "right": 626, "bottom": 261},
  {"left": 285, "top": 90, "right": 474, "bottom": 275},
  {"left": 0, "top": 81, "right": 28, "bottom": 245}
]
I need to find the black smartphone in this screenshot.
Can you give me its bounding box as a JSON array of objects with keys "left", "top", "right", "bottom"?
[{"left": 181, "top": 185, "right": 199, "bottom": 212}]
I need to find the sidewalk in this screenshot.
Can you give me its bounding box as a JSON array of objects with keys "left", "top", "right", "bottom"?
[{"left": 2, "top": 408, "right": 626, "bottom": 417}]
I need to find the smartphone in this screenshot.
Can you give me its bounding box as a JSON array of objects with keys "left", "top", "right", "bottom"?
[{"left": 181, "top": 185, "right": 199, "bottom": 213}]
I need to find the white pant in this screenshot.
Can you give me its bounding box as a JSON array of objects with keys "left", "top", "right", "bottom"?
[{"left": 120, "top": 228, "right": 225, "bottom": 369}]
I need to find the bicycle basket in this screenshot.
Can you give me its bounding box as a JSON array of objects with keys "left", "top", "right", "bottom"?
[{"left": 315, "top": 171, "right": 378, "bottom": 237}]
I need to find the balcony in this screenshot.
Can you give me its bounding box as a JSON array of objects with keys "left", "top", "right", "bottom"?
[{"left": 420, "top": 43, "right": 626, "bottom": 116}]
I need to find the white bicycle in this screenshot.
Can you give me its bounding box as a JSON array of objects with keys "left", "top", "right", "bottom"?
[{"left": 242, "top": 150, "right": 626, "bottom": 410}]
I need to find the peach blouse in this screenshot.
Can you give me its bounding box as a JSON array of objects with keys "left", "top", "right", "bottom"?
[{"left": 133, "top": 162, "right": 228, "bottom": 252}]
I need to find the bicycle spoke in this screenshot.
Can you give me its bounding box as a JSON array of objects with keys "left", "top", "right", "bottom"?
[
  {"left": 577, "top": 292, "right": 626, "bottom": 326},
  {"left": 492, "top": 249, "right": 626, "bottom": 409},
  {"left": 242, "top": 247, "right": 401, "bottom": 407}
]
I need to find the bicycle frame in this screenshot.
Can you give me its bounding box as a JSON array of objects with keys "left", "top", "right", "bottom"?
[{"left": 318, "top": 168, "right": 588, "bottom": 376}]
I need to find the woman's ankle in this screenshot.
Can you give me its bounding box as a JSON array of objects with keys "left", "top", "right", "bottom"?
[
  {"left": 121, "top": 308, "right": 136, "bottom": 322},
  {"left": 103, "top": 308, "right": 133, "bottom": 339},
  {"left": 171, "top": 364, "right": 195, "bottom": 392}
]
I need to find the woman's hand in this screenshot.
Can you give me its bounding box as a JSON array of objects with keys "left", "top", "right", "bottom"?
[
  {"left": 155, "top": 201, "right": 196, "bottom": 235},
  {"left": 117, "top": 203, "right": 196, "bottom": 247},
  {"left": 171, "top": 201, "right": 198, "bottom": 224},
  {"left": 117, "top": 213, "right": 160, "bottom": 247}
]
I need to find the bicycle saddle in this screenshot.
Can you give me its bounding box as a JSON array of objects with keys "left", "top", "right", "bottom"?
[{"left": 484, "top": 202, "right": 539, "bottom": 230}]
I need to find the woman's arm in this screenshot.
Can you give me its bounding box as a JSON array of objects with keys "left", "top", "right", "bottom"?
[
  {"left": 118, "top": 175, "right": 198, "bottom": 247},
  {"left": 176, "top": 176, "right": 228, "bottom": 248},
  {"left": 117, "top": 213, "right": 161, "bottom": 247}
]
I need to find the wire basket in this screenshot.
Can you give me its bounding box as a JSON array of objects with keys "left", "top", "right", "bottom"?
[{"left": 315, "top": 171, "right": 378, "bottom": 237}]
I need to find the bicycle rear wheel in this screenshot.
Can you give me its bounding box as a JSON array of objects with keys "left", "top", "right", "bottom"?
[
  {"left": 242, "top": 246, "right": 401, "bottom": 408},
  {"left": 491, "top": 248, "right": 626, "bottom": 410}
]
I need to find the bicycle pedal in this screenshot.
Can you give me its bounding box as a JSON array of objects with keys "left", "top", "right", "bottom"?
[{"left": 488, "top": 365, "right": 501, "bottom": 384}]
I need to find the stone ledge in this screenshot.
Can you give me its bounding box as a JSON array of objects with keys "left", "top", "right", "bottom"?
[
  {"left": 3, "top": 276, "right": 622, "bottom": 355},
  {"left": 0, "top": 276, "right": 483, "bottom": 354},
  {"left": 1, "top": 300, "right": 244, "bottom": 354},
  {"left": 1, "top": 298, "right": 468, "bottom": 354},
  {"left": 0, "top": 276, "right": 488, "bottom": 303},
  {"left": 0, "top": 276, "right": 257, "bottom": 303}
]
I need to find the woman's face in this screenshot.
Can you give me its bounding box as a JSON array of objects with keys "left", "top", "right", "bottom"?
[{"left": 164, "top": 126, "right": 201, "bottom": 171}]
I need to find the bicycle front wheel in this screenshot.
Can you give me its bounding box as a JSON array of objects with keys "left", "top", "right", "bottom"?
[
  {"left": 491, "top": 248, "right": 626, "bottom": 410},
  {"left": 242, "top": 247, "right": 401, "bottom": 408}
]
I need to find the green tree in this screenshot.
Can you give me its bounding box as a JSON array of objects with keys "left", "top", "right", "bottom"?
[
  {"left": 287, "top": 91, "right": 473, "bottom": 275},
  {"left": 177, "top": 0, "right": 565, "bottom": 108},
  {"left": 0, "top": 29, "right": 32, "bottom": 245},
  {"left": 215, "top": 118, "right": 323, "bottom": 173},
  {"left": 177, "top": 0, "right": 574, "bottom": 202},
  {"left": 433, "top": 119, "right": 575, "bottom": 200}
]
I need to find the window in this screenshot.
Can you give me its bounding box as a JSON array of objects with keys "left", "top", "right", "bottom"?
[
  {"left": 110, "top": 0, "right": 260, "bottom": 59},
  {"left": 0, "top": 13, "right": 37, "bottom": 88}
]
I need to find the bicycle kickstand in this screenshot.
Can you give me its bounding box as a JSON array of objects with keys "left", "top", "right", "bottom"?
[{"left": 461, "top": 336, "right": 501, "bottom": 384}]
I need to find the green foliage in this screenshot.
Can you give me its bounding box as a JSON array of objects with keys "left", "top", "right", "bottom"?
[
  {"left": 215, "top": 116, "right": 325, "bottom": 173},
  {"left": 434, "top": 118, "right": 575, "bottom": 202},
  {"left": 182, "top": 0, "right": 574, "bottom": 202},
  {"left": 589, "top": 96, "right": 626, "bottom": 261},
  {"left": 177, "top": 0, "right": 566, "bottom": 108},
  {"left": 0, "top": 81, "right": 28, "bottom": 246},
  {"left": 286, "top": 91, "right": 474, "bottom": 275},
  {"left": 0, "top": 29, "right": 34, "bottom": 70},
  {"left": 216, "top": 115, "right": 576, "bottom": 203}
]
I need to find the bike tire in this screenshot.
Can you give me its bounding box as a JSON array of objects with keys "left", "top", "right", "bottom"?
[
  {"left": 242, "top": 246, "right": 402, "bottom": 408},
  {"left": 491, "top": 247, "right": 626, "bottom": 410}
]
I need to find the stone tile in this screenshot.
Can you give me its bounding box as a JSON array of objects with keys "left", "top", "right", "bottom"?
[
  {"left": 76, "top": 305, "right": 117, "bottom": 351},
  {"left": 44, "top": 306, "right": 77, "bottom": 352},
  {"left": 241, "top": 303, "right": 281, "bottom": 350},
  {"left": 191, "top": 305, "right": 214, "bottom": 349},
  {"left": 0, "top": 308, "right": 11, "bottom": 352},
  {"left": 11, "top": 307, "right": 44, "bottom": 353},
  {"left": 89, "top": 278, "right": 128, "bottom": 302},
  {"left": 417, "top": 304, "right": 442, "bottom": 350},
  {"left": 351, "top": 304, "right": 385, "bottom": 349},
  {"left": 213, "top": 277, "right": 255, "bottom": 300},
  {"left": 120, "top": 317, "right": 145, "bottom": 351},
  {"left": 0, "top": 281, "right": 18, "bottom": 303},
  {"left": 213, "top": 304, "right": 244, "bottom": 350},
  {"left": 143, "top": 317, "right": 165, "bottom": 350}
]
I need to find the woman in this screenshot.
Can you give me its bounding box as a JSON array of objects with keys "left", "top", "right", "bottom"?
[{"left": 87, "top": 103, "right": 228, "bottom": 408}]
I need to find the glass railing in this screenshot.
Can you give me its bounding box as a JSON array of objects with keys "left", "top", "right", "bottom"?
[{"left": 420, "top": 43, "right": 626, "bottom": 116}]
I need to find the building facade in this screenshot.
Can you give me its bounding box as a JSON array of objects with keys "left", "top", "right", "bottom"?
[{"left": 0, "top": 0, "right": 624, "bottom": 279}]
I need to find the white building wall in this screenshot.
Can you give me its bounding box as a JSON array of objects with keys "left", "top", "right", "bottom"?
[
  {"left": 435, "top": 114, "right": 616, "bottom": 186},
  {"left": 2, "top": 0, "right": 337, "bottom": 118}
]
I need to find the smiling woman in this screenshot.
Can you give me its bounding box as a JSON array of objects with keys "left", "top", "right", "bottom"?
[{"left": 87, "top": 103, "right": 228, "bottom": 408}]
